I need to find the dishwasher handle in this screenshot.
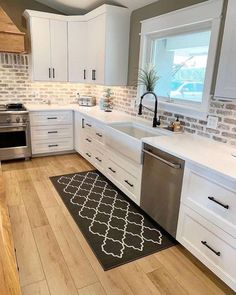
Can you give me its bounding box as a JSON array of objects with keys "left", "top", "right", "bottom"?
[{"left": 143, "top": 149, "right": 181, "bottom": 169}]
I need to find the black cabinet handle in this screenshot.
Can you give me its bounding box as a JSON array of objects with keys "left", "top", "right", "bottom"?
[
  {"left": 108, "top": 167, "right": 116, "bottom": 173},
  {"left": 201, "top": 241, "right": 221, "bottom": 256},
  {"left": 86, "top": 153, "right": 91, "bottom": 158},
  {"left": 92, "top": 69, "right": 96, "bottom": 81},
  {"left": 124, "top": 180, "right": 134, "bottom": 187},
  {"left": 49, "top": 68, "right": 51, "bottom": 79},
  {"left": 48, "top": 144, "right": 58, "bottom": 147},
  {"left": 48, "top": 131, "right": 58, "bottom": 134},
  {"left": 86, "top": 138, "right": 92, "bottom": 143},
  {"left": 82, "top": 118, "right": 85, "bottom": 128},
  {"left": 208, "top": 196, "right": 229, "bottom": 209},
  {"left": 96, "top": 133, "right": 103, "bottom": 138},
  {"left": 84, "top": 69, "right": 86, "bottom": 80},
  {"left": 86, "top": 123, "right": 92, "bottom": 127},
  {"left": 47, "top": 117, "right": 58, "bottom": 120},
  {"left": 53, "top": 68, "right": 55, "bottom": 79},
  {"left": 95, "top": 157, "right": 102, "bottom": 162}
]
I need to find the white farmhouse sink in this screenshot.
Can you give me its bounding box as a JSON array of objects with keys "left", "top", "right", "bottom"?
[{"left": 105, "top": 122, "right": 164, "bottom": 164}]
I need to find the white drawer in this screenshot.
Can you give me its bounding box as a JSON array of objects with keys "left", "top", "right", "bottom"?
[
  {"left": 177, "top": 205, "right": 236, "bottom": 291},
  {"left": 120, "top": 169, "right": 139, "bottom": 201},
  {"left": 93, "top": 124, "right": 105, "bottom": 144},
  {"left": 105, "top": 157, "right": 141, "bottom": 205},
  {"left": 32, "top": 138, "right": 73, "bottom": 155},
  {"left": 93, "top": 148, "right": 106, "bottom": 172},
  {"left": 31, "top": 125, "right": 73, "bottom": 140},
  {"left": 106, "top": 158, "right": 122, "bottom": 182},
  {"left": 82, "top": 117, "right": 93, "bottom": 134},
  {"left": 30, "top": 111, "right": 73, "bottom": 126},
  {"left": 182, "top": 164, "right": 236, "bottom": 237}
]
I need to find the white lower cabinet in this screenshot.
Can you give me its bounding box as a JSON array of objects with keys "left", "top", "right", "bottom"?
[
  {"left": 30, "top": 111, "right": 74, "bottom": 155},
  {"left": 177, "top": 205, "right": 236, "bottom": 291},
  {"left": 178, "top": 162, "right": 236, "bottom": 291},
  {"left": 74, "top": 112, "right": 142, "bottom": 205}
]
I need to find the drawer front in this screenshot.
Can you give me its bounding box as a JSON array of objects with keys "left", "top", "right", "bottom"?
[
  {"left": 182, "top": 167, "right": 236, "bottom": 237},
  {"left": 93, "top": 148, "right": 105, "bottom": 171},
  {"left": 31, "top": 125, "right": 73, "bottom": 140},
  {"left": 120, "top": 169, "right": 139, "bottom": 199},
  {"left": 93, "top": 125, "right": 105, "bottom": 144},
  {"left": 106, "top": 158, "right": 122, "bottom": 182},
  {"left": 83, "top": 117, "right": 93, "bottom": 134},
  {"left": 32, "top": 138, "right": 73, "bottom": 154},
  {"left": 30, "top": 111, "right": 73, "bottom": 126},
  {"left": 177, "top": 205, "right": 236, "bottom": 290}
]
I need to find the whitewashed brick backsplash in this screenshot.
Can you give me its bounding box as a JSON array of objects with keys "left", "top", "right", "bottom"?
[{"left": 0, "top": 53, "right": 236, "bottom": 146}]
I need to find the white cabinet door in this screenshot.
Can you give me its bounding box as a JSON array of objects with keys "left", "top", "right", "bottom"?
[
  {"left": 30, "top": 17, "right": 51, "bottom": 81},
  {"left": 87, "top": 15, "right": 106, "bottom": 84},
  {"left": 215, "top": 0, "right": 236, "bottom": 99},
  {"left": 68, "top": 21, "right": 88, "bottom": 83},
  {"left": 74, "top": 112, "right": 84, "bottom": 153},
  {"left": 50, "top": 20, "right": 68, "bottom": 82}
]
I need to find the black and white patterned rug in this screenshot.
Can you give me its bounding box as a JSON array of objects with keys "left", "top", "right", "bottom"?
[{"left": 50, "top": 170, "right": 176, "bottom": 270}]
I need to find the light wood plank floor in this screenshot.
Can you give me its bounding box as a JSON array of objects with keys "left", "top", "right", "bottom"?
[{"left": 2, "top": 154, "right": 235, "bottom": 295}]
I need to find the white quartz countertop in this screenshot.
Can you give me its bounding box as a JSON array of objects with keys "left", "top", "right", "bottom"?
[{"left": 26, "top": 104, "right": 236, "bottom": 181}]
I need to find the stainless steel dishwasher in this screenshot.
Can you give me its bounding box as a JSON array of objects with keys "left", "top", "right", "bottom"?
[{"left": 140, "top": 143, "right": 185, "bottom": 238}]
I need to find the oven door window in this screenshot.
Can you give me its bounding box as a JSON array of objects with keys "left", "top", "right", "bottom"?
[{"left": 0, "top": 129, "right": 27, "bottom": 149}]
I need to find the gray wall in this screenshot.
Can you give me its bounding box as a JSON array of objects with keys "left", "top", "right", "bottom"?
[
  {"left": 128, "top": 0, "right": 227, "bottom": 87},
  {"left": 0, "top": 0, "right": 62, "bottom": 32}
]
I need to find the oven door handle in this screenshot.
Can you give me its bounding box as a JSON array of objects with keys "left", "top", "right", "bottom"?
[
  {"left": 0, "top": 125, "right": 27, "bottom": 132},
  {"left": 0, "top": 124, "right": 27, "bottom": 128}
]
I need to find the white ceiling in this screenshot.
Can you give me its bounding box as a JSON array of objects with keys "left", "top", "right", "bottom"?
[{"left": 35, "top": 0, "right": 158, "bottom": 14}]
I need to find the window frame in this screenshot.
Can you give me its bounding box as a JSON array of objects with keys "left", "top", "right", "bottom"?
[{"left": 138, "top": 0, "right": 223, "bottom": 119}]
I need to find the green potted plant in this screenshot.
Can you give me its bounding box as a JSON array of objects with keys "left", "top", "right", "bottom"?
[{"left": 137, "top": 64, "right": 159, "bottom": 92}]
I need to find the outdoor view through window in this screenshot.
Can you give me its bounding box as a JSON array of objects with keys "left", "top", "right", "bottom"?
[{"left": 151, "top": 29, "right": 211, "bottom": 105}]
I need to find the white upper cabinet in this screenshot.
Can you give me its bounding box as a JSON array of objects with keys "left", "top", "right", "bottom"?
[
  {"left": 50, "top": 20, "right": 68, "bottom": 82},
  {"left": 29, "top": 17, "right": 51, "bottom": 81},
  {"left": 68, "top": 5, "right": 130, "bottom": 86},
  {"left": 68, "top": 21, "right": 88, "bottom": 83},
  {"left": 24, "top": 5, "right": 129, "bottom": 85},
  {"left": 215, "top": 0, "right": 236, "bottom": 99},
  {"left": 24, "top": 11, "right": 68, "bottom": 82}
]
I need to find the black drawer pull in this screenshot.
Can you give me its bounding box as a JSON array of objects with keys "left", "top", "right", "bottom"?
[
  {"left": 86, "top": 153, "right": 91, "bottom": 158},
  {"left": 86, "top": 138, "right": 92, "bottom": 143},
  {"left": 208, "top": 196, "right": 229, "bottom": 209},
  {"left": 201, "top": 241, "right": 221, "bottom": 256},
  {"left": 92, "top": 69, "right": 96, "bottom": 81},
  {"left": 48, "top": 144, "right": 58, "bottom": 147},
  {"left": 96, "top": 133, "right": 103, "bottom": 138},
  {"left": 86, "top": 123, "right": 92, "bottom": 127},
  {"left": 48, "top": 131, "right": 58, "bottom": 134},
  {"left": 84, "top": 69, "right": 86, "bottom": 80},
  {"left": 53, "top": 68, "right": 55, "bottom": 78},
  {"left": 49, "top": 68, "right": 51, "bottom": 79},
  {"left": 47, "top": 117, "right": 58, "bottom": 120},
  {"left": 95, "top": 157, "right": 102, "bottom": 162},
  {"left": 124, "top": 180, "right": 134, "bottom": 187},
  {"left": 108, "top": 167, "right": 116, "bottom": 173}
]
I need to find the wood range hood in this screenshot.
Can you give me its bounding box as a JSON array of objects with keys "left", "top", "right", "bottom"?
[{"left": 0, "top": 6, "right": 25, "bottom": 53}]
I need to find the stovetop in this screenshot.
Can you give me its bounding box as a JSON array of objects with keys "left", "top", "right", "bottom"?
[{"left": 0, "top": 103, "right": 27, "bottom": 113}]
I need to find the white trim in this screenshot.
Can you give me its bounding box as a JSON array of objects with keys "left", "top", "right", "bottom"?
[
  {"left": 137, "top": 0, "right": 223, "bottom": 119},
  {"left": 23, "top": 5, "right": 129, "bottom": 22}
]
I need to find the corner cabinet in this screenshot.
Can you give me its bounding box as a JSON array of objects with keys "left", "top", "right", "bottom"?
[
  {"left": 24, "top": 11, "right": 68, "bottom": 82},
  {"left": 215, "top": 0, "right": 236, "bottom": 99},
  {"left": 68, "top": 6, "right": 130, "bottom": 85}
]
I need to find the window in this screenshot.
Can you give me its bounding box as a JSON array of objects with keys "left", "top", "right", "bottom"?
[
  {"left": 151, "top": 30, "right": 211, "bottom": 105},
  {"left": 138, "top": 0, "right": 223, "bottom": 118}
]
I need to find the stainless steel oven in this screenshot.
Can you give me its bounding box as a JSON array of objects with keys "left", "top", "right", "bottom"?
[{"left": 0, "top": 104, "right": 31, "bottom": 161}]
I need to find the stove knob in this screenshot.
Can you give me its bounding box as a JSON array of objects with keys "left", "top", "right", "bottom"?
[
  {"left": 16, "top": 117, "right": 20, "bottom": 123},
  {"left": 22, "top": 117, "right": 27, "bottom": 123},
  {"left": 6, "top": 117, "right": 11, "bottom": 123}
]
